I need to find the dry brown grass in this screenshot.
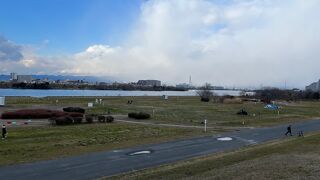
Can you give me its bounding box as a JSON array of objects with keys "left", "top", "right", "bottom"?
[
  {"left": 110, "top": 133, "right": 320, "bottom": 180},
  {"left": 189, "top": 154, "right": 320, "bottom": 180}
]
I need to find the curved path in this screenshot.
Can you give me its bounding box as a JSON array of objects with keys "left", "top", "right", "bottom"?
[{"left": 0, "top": 120, "right": 320, "bottom": 180}]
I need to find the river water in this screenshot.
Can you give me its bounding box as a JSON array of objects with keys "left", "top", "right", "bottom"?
[{"left": 0, "top": 89, "right": 243, "bottom": 97}]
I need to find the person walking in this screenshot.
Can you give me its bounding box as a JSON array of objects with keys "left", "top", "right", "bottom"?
[
  {"left": 2, "top": 124, "right": 7, "bottom": 139},
  {"left": 285, "top": 125, "right": 292, "bottom": 136}
]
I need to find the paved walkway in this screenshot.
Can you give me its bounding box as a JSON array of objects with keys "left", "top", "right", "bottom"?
[{"left": 0, "top": 119, "right": 320, "bottom": 180}]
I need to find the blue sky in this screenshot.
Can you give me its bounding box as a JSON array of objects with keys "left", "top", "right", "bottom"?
[{"left": 0, "top": 0, "right": 143, "bottom": 54}]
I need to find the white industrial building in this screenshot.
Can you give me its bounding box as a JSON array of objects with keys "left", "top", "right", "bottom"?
[
  {"left": 17, "top": 75, "right": 33, "bottom": 83},
  {"left": 306, "top": 80, "right": 320, "bottom": 92},
  {"left": 10, "top": 72, "right": 18, "bottom": 81}
]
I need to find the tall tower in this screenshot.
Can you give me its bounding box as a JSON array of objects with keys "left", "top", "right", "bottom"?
[{"left": 189, "top": 75, "right": 192, "bottom": 86}]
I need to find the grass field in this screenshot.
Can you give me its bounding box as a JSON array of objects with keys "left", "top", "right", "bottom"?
[
  {"left": 4, "top": 96, "right": 320, "bottom": 127},
  {"left": 1, "top": 96, "right": 320, "bottom": 166},
  {"left": 0, "top": 123, "right": 208, "bottom": 166},
  {"left": 110, "top": 132, "right": 320, "bottom": 180}
]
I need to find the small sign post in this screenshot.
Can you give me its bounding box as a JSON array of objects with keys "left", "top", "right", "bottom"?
[
  {"left": 204, "top": 119, "right": 207, "bottom": 133},
  {"left": 0, "top": 96, "right": 5, "bottom": 106}
]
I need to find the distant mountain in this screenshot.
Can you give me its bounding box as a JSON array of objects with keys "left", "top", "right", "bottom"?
[{"left": 0, "top": 74, "right": 115, "bottom": 83}]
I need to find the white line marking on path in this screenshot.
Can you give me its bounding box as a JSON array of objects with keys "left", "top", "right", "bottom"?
[
  {"left": 217, "top": 137, "right": 233, "bottom": 141},
  {"left": 128, "top": 150, "right": 152, "bottom": 156}
]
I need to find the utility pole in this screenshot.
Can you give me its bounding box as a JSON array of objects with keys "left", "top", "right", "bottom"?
[{"left": 284, "top": 80, "right": 287, "bottom": 90}]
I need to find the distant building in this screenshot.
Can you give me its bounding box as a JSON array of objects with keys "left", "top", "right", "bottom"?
[
  {"left": 176, "top": 83, "right": 190, "bottom": 89},
  {"left": 137, "top": 80, "right": 161, "bottom": 86},
  {"left": 210, "top": 86, "right": 224, "bottom": 90},
  {"left": 306, "top": 80, "right": 320, "bottom": 92},
  {"left": 17, "top": 75, "right": 33, "bottom": 83},
  {"left": 10, "top": 73, "right": 18, "bottom": 81}
]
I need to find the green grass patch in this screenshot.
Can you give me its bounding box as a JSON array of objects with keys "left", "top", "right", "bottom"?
[{"left": 0, "top": 123, "right": 206, "bottom": 166}]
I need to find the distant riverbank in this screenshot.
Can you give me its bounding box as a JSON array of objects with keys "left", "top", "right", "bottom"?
[
  {"left": 0, "top": 89, "right": 243, "bottom": 97},
  {"left": 0, "top": 82, "right": 186, "bottom": 91}
]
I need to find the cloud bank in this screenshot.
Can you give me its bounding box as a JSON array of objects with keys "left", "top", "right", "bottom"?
[
  {"left": 2, "top": 0, "right": 320, "bottom": 88},
  {"left": 0, "top": 36, "right": 23, "bottom": 61}
]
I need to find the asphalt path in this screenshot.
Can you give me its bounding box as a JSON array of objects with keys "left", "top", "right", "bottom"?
[{"left": 1, "top": 119, "right": 320, "bottom": 180}]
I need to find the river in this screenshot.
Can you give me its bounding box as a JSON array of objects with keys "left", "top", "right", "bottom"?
[{"left": 0, "top": 89, "right": 244, "bottom": 97}]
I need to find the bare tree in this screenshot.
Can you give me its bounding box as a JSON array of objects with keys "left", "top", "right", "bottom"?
[{"left": 197, "top": 83, "right": 214, "bottom": 102}]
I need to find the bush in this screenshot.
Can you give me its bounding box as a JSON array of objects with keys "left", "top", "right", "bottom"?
[
  {"left": 197, "top": 83, "right": 216, "bottom": 102},
  {"left": 200, "top": 97, "right": 210, "bottom": 102},
  {"left": 1, "top": 109, "right": 83, "bottom": 119},
  {"left": 98, "top": 115, "right": 106, "bottom": 123},
  {"left": 106, "top": 116, "right": 114, "bottom": 123},
  {"left": 85, "top": 115, "right": 94, "bottom": 123},
  {"left": 63, "top": 107, "right": 85, "bottom": 114},
  {"left": 48, "top": 115, "right": 83, "bottom": 125},
  {"left": 236, "top": 109, "right": 248, "bottom": 115},
  {"left": 73, "top": 117, "right": 83, "bottom": 124},
  {"left": 128, "top": 112, "right": 151, "bottom": 119},
  {"left": 52, "top": 116, "right": 74, "bottom": 125},
  {"left": 66, "top": 112, "right": 84, "bottom": 118},
  {"left": 98, "top": 115, "right": 114, "bottom": 123}
]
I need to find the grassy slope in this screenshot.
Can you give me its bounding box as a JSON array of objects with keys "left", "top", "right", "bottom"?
[
  {"left": 111, "top": 132, "right": 320, "bottom": 180},
  {"left": 0, "top": 123, "right": 206, "bottom": 166}
]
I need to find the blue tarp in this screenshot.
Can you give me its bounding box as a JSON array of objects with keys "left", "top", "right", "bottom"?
[{"left": 264, "top": 104, "right": 280, "bottom": 110}]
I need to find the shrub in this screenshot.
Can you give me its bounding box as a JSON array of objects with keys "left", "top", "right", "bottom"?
[
  {"left": 66, "top": 112, "right": 84, "bottom": 118},
  {"left": 49, "top": 115, "right": 83, "bottom": 125},
  {"left": 106, "top": 116, "right": 114, "bottom": 123},
  {"left": 197, "top": 83, "right": 216, "bottom": 102},
  {"left": 85, "top": 115, "right": 94, "bottom": 123},
  {"left": 63, "top": 107, "right": 85, "bottom": 114},
  {"left": 98, "top": 115, "right": 114, "bottom": 123},
  {"left": 1, "top": 109, "right": 84, "bottom": 120},
  {"left": 200, "top": 97, "right": 210, "bottom": 102},
  {"left": 98, "top": 115, "right": 106, "bottom": 123},
  {"left": 52, "top": 116, "right": 74, "bottom": 125},
  {"left": 236, "top": 109, "right": 248, "bottom": 115},
  {"left": 128, "top": 112, "right": 151, "bottom": 119},
  {"left": 73, "top": 117, "right": 83, "bottom": 124}
]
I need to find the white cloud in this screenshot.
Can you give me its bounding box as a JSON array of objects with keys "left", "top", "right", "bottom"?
[{"left": 2, "top": 0, "right": 320, "bottom": 88}]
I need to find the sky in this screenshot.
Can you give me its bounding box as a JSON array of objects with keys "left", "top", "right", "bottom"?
[{"left": 0, "top": 0, "right": 320, "bottom": 88}]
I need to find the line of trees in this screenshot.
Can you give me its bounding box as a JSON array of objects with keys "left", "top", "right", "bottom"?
[
  {"left": 196, "top": 83, "right": 320, "bottom": 103},
  {"left": 0, "top": 82, "right": 187, "bottom": 91},
  {"left": 253, "top": 89, "right": 320, "bottom": 103}
]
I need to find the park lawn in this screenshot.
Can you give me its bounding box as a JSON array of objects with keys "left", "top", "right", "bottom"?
[
  {"left": 5, "top": 96, "right": 320, "bottom": 127},
  {"left": 110, "top": 132, "right": 320, "bottom": 180},
  {"left": 0, "top": 123, "right": 210, "bottom": 166}
]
